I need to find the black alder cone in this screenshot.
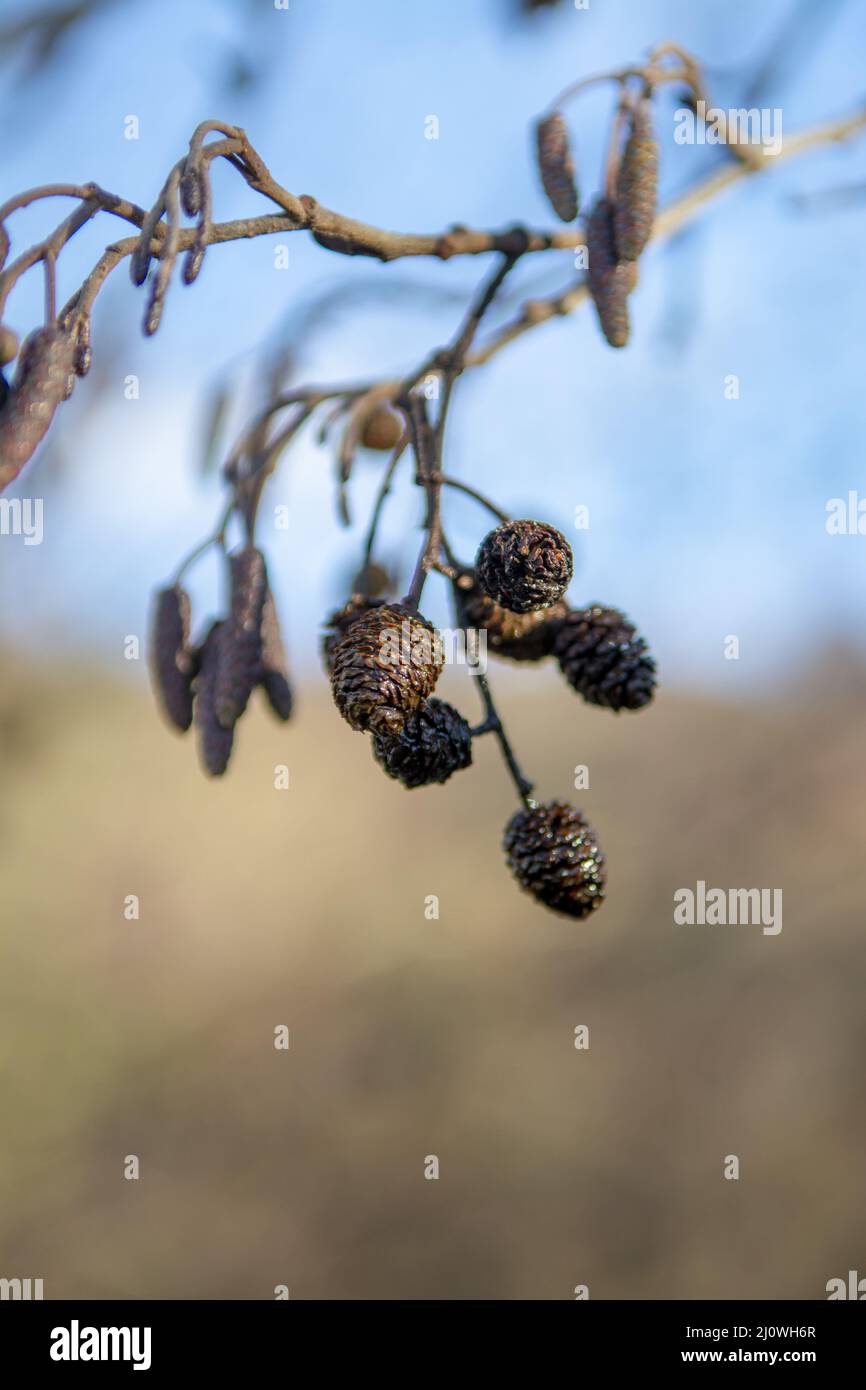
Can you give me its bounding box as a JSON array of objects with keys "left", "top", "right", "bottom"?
[
  {"left": 372, "top": 698, "right": 473, "bottom": 788},
  {"left": 330, "top": 602, "right": 443, "bottom": 736},
  {"left": 194, "top": 622, "right": 234, "bottom": 776},
  {"left": 150, "top": 583, "right": 197, "bottom": 731},
  {"left": 259, "top": 586, "right": 293, "bottom": 721},
  {"left": 504, "top": 800, "right": 606, "bottom": 919},
  {"left": 554, "top": 604, "right": 656, "bottom": 711},
  {"left": 455, "top": 568, "right": 567, "bottom": 661},
  {"left": 476, "top": 520, "right": 573, "bottom": 614},
  {"left": 214, "top": 546, "right": 269, "bottom": 729}
]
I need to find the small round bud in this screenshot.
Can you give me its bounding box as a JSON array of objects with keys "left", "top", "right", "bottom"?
[
  {"left": 0, "top": 325, "right": 20, "bottom": 367},
  {"left": 361, "top": 403, "right": 404, "bottom": 452}
]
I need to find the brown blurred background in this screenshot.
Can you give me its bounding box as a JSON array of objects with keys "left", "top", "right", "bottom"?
[{"left": 1, "top": 653, "right": 864, "bottom": 1300}]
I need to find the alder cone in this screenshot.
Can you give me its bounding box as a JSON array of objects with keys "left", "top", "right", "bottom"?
[
  {"left": 535, "top": 110, "right": 579, "bottom": 222},
  {"left": 614, "top": 99, "right": 659, "bottom": 261},
  {"left": 321, "top": 594, "right": 386, "bottom": 673},
  {"left": 259, "top": 586, "right": 293, "bottom": 721},
  {"left": 372, "top": 698, "right": 473, "bottom": 788},
  {"left": 476, "top": 520, "right": 573, "bottom": 614},
  {"left": 503, "top": 800, "right": 606, "bottom": 919},
  {"left": 194, "top": 623, "right": 234, "bottom": 776},
  {"left": 361, "top": 404, "right": 404, "bottom": 451},
  {"left": 330, "top": 602, "right": 443, "bottom": 736},
  {"left": 150, "top": 584, "right": 197, "bottom": 731},
  {"left": 554, "top": 604, "right": 656, "bottom": 711},
  {"left": 585, "top": 197, "right": 636, "bottom": 349},
  {"left": 455, "top": 568, "right": 567, "bottom": 661},
  {"left": 0, "top": 325, "right": 76, "bottom": 491},
  {"left": 214, "top": 546, "right": 268, "bottom": 728}
]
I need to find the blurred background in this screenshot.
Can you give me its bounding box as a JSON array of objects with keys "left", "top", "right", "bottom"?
[{"left": 1, "top": 0, "right": 865, "bottom": 1299}]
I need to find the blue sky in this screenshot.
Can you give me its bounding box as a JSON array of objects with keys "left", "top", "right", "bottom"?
[{"left": 2, "top": 0, "right": 866, "bottom": 692}]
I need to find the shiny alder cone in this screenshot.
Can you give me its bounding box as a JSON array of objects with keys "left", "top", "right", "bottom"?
[
  {"left": 476, "top": 520, "right": 573, "bottom": 614},
  {"left": 535, "top": 110, "right": 579, "bottom": 222},
  {"left": 503, "top": 800, "right": 606, "bottom": 919},
  {"left": 585, "top": 196, "right": 637, "bottom": 349},
  {"left": 372, "top": 697, "right": 473, "bottom": 788},
  {"left": 454, "top": 568, "right": 568, "bottom": 662},
  {"left": 554, "top": 604, "right": 656, "bottom": 711},
  {"left": 330, "top": 602, "right": 444, "bottom": 736},
  {"left": 149, "top": 584, "right": 197, "bottom": 732}
]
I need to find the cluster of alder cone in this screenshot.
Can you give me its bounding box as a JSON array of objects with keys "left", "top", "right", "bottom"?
[
  {"left": 146, "top": 73, "right": 668, "bottom": 921},
  {"left": 149, "top": 500, "right": 656, "bottom": 919}
]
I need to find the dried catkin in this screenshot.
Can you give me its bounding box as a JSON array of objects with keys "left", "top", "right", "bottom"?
[
  {"left": 150, "top": 584, "right": 197, "bottom": 731},
  {"left": 535, "top": 111, "right": 579, "bottom": 222},
  {"left": 0, "top": 325, "right": 76, "bottom": 490},
  {"left": 259, "top": 586, "right": 293, "bottom": 721},
  {"left": 194, "top": 622, "right": 234, "bottom": 777},
  {"left": 614, "top": 99, "right": 659, "bottom": 262},
  {"left": 585, "top": 197, "right": 634, "bottom": 349},
  {"left": 214, "top": 546, "right": 269, "bottom": 728}
]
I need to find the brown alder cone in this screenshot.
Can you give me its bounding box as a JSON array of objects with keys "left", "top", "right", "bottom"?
[
  {"left": 320, "top": 594, "right": 386, "bottom": 673},
  {"left": 503, "top": 800, "right": 606, "bottom": 919},
  {"left": 330, "top": 602, "right": 444, "bottom": 736},
  {"left": 214, "top": 546, "right": 269, "bottom": 729},
  {"left": 258, "top": 585, "right": 293, "bottom": 721},
  {"left": 361, "top": 403, "right": 404, "bottom": 451},
  {"left": 614, "top": 98, "right": 659, "bottom": 261},
  {"left": 535, "top": 111, "right": 579, "bottom": 222},
  {"left": 0, "top": 324, "right": 77, "bottom": 491},
  {"left": 149, "top": 584, "right": 197, "bottom": 731},
  {"left": 475, "top": 519, "right": 573, "bottom": 614},
  {"left": 194, "top": 622, "right": 234, "bottom": 777},
  {"left": 454, "top": 568, "right": 567, "bottom": 661},
  {"left": 585, "top": 197, "right": 637, "bottom": 349}
]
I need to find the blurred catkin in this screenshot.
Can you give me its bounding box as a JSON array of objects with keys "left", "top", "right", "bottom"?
[
  {"left": 0, "top": 325, "right": 76, "bottom": 490},
  {"left": 150, "top": 584, "right": 197, "bottom": 732},
  {"left": 614, "top": 99, "right": 659, "bottom": 261},
  {"left": 214, "top": 546, "right": 269, "bottom": 729},
  {"left": 535, "top": 111, "right": 579, "bottom": 222}
]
